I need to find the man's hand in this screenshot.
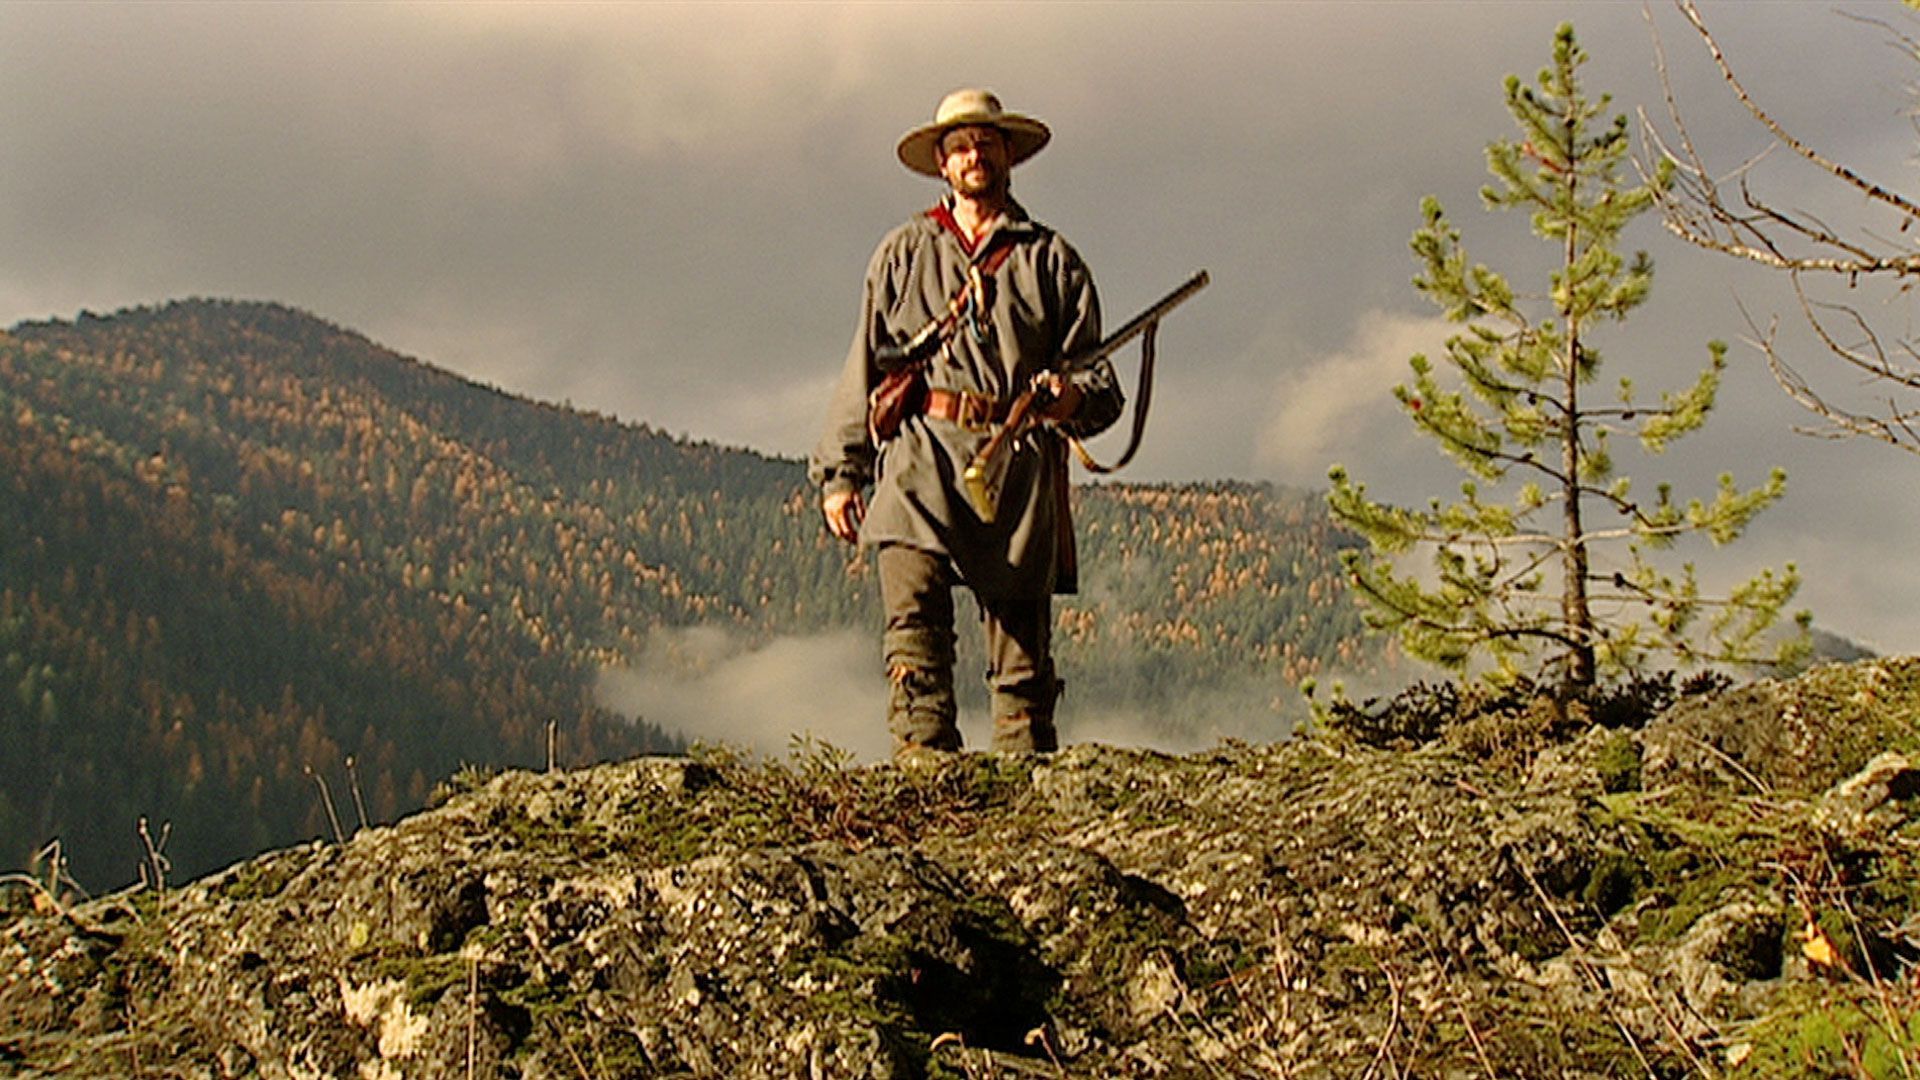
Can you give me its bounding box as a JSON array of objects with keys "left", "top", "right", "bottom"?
[
  {"left": 823, "top": 488, "right": 866, "bottom": 544},
  {"left": 1036, "top": 372, "right": 1083, "bottom": 423}
]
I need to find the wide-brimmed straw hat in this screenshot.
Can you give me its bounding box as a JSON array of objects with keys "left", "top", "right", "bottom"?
[{"left": 895, "top": 88, "right": 1051, "bottom": 178}]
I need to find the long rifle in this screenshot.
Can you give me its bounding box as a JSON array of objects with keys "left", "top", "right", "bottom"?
[{"left": 963, "top": 270, "right": 1209, "bottom": 522}]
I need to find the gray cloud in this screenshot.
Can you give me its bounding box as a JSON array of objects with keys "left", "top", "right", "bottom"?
[
  {"left": 1256, "top": 310, "right": 1450, "bottom": 485},
  {"left": 596, "top": 627, "right": 891, "bottom": 760},
  {"left": 4, "top": 1, "right": 1918, "bottom": 652},
  {"left": 595, "top": 623, "right": 1304, "bottom": 760}
]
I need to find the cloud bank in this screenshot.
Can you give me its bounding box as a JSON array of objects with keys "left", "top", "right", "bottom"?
[
  {"left": 597, "top": 627, "right": 892, "bottom": 760},
  {"left": 6, "top": 2, "right": 1918, "bottom": 651}
]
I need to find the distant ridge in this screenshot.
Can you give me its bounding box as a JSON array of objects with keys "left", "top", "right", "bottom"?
[{"left": 0, "top": 299, "right": 1378, "bottom": 891}]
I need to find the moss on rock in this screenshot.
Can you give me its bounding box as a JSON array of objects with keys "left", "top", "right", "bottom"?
[{"left": 3, "top": 660, "right": 1917, "bottom": 1076}]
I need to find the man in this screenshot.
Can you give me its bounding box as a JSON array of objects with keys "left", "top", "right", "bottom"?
[{"left": 809, "top": 88, "right": 1123, "bottom": 756}]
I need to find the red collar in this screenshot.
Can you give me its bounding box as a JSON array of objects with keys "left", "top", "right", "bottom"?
[{"left": 927, "top": 203, "right": 997, "bottom": 257}]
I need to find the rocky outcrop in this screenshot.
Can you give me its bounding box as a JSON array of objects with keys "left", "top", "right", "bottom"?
[{"left": 4, "top": 660, "right": 1918, "bottom": 1077}]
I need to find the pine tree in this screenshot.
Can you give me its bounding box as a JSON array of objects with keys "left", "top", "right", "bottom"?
[{"left": 1327, "top": 24, "right": 1807, "bottom": 689}]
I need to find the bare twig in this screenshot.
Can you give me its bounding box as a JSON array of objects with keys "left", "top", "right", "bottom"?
[
  {"left": 1675, "top": 0, "right": 1920, "bottom": 229},
  {"left": 1652, "top": 0, "right": 1920, "bottom": 276},
  {"left": 1812, "top": 846, "right": 1920, "bottom": 1079},
  {"left": 1513, "top": 860, "right": 1680, "bottom": 1077},
  {"left": 1024, "top": 1025, "right": 1068, "bottom": 1078},
  {"left": 1453, "top": 989, "right": 1499, "bottom": 1080},
  {"left": 22, "top": 839, "right": 88, "bottom": 908},
  {"left": 305, "top": 765, "right": 345, "bottom": 844},
  {"left": 1739, "top": 287, "right": 1920, "bottom": 455},
  {"left": 466, "top": 954, "right": 479, "bottom": 1080},
  {"left": 1678, "top": 734, "right": 1773, "bottom": 796},
  {"left": 345, "top": 755, "right": 369, "bottom": 834},
  {"left": 1359, "top": 954, "right": 1406, "bottom": 1080},
  {"left": 1643, "top": 0, "right": 1920, "bottom": 458},
  {"left": 552, "top": 1017, "right": 594, "bottom": 1080},
  {"left": 137, "top": 817, "right": 171, "bottom": 909}
]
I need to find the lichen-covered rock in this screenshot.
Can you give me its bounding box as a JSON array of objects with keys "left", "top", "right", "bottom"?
[
  {"left": 1666, "top": 893, "right": 1787, "bottom": 1023},
  {"left": 1818, "top": 750, "right": 1920, "bottom": 835},
  {"left": 3, "top": 661, "right": 1918, "bottom": 1077},
  {"left": 1642, "top": 658, "right": 1920, "bottom": 795}
]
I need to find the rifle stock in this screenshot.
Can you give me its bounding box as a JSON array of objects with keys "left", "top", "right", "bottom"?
[{"left": 962, "top": 270, "right": 1209, "bottom": 522}]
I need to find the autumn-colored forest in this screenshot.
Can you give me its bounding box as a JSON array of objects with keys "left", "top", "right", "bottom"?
[{"left": 0, "top": 300, "right": 1382, "bottom": 891}]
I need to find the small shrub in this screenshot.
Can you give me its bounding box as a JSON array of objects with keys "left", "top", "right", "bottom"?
[
  {"left": 1594, "top": 732, "right": 1643, "bottom": 794},
  {"left": 1737, "top": 982, "right": 1920, "bottom": 1078},
  {"left": 427, "top": 763, "right": 500, "bottom": 807},
  {"left": 1581, "top": 851, "right": 1641, "bottom": 916},
  {"left": 1318, "top": 671, "right": 1729, "bottom": 777},
  {"left": 1586, "top": 669, "right": 1731, "bottom": 730}
]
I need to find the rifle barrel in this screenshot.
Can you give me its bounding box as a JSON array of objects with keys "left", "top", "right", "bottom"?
[{"left": 1074, "top": 270, "right": 1210, "bottom": 367}]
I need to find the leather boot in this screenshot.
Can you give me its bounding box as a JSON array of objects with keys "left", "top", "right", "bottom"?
[
  {"left": 991, "top": 677, "right": 1061, "bottom": 753},
  {"left": 888, "top": 663, "right": 960, "bottom": 755}
]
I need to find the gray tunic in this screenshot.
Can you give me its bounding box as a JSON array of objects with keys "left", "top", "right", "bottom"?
[{"left": 809, "top": 199, "right": 1123, "bottom": 598}]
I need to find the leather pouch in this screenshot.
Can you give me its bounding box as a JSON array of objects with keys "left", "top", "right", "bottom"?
[{"left": 868, "top": 364, "right": 926, "bottom": 444}]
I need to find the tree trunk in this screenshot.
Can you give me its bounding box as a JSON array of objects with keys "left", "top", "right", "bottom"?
[
  {"left": 1562, "top": 340, "right": 1595, "bottom": 688},
  {"left": 1561, "top": 162, "right": 1596, "bottom": 689}
]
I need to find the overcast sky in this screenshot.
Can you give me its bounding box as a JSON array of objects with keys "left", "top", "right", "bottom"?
[{"left": 5, "top": 1, "right": 1918, "bottom": 657}]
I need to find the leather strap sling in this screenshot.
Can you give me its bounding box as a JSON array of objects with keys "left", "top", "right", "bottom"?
[{"left": 1066, "top": 321, "right": 1156, "bottom": 475}]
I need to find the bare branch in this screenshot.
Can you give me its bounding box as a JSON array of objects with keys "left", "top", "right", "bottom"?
[
  {"left": 1739, "top": 291, "right": 1920, "bottom": 456},
  {"left": 1347, "top": 569, "right": 1583, "bottom": 651},
  {"left": 1649, "top": 0, "right": 1920, "bottom": 459},
  {"left": 1647, "top": 1, "right": 1920, "bottom": 276},
  {"left": 1675, "top": 0, "right": 1920, "bottom": 227},
  {"left": 1796, "top": 279, "right": 1920, "bottom": 391},
  {"left": 1492, "top": 544, "right": 1562, "bottom": 597}
]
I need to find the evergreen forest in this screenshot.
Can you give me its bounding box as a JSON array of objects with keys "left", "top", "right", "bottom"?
[{"left": 0, "top": 300, "right": 1384, "bottom": 891}]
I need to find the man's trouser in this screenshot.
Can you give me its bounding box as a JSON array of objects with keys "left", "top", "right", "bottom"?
[{"left": 877, "top": 542, "right": 1060, "bottom": 754}]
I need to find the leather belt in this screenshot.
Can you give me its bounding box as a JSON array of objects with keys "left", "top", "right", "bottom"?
[{"left": 923, "top": 388, "right": 1010, "bottom": 431}]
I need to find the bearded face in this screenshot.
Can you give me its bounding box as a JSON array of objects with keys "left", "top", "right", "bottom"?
[{"left": 938, "top": 125, "right": 1012, "bottom": 201}]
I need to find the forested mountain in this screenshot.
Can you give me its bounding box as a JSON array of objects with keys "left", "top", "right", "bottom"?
[{"left": 0, "top": 300, "right": 1381, "bottom": 891}]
